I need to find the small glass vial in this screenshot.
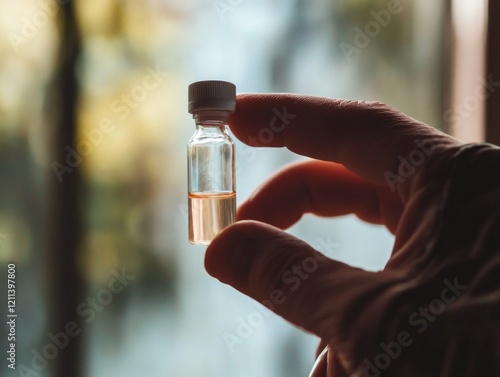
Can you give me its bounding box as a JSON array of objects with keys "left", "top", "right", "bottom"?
[{"left": 187, "top": 81, "right": 236, "bottom": 245}]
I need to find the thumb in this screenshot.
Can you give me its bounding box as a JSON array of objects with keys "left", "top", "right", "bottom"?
[{"left": 205, "top": 220, "right": 394, "bottom": 348}]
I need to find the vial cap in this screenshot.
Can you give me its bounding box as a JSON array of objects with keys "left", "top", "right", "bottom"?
[{"left": 188, "top": 80, "right": 236, "bottom": 114}]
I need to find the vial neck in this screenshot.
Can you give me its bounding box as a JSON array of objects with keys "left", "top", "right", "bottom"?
[
  {"left": 194, "top": 111, "right": 231, "bottom": 124},
  {"left": 195, "top": 120, "right": 229, "bottom": 134}
]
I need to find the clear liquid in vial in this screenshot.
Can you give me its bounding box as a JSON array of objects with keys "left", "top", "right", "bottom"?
[{"left": 188, "top": 191, "right": 236, "bottom": 245}]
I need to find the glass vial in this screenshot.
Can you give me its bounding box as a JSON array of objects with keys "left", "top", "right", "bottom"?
[{"left": 187, "top": 81, "right": 236, "bottom": 245}]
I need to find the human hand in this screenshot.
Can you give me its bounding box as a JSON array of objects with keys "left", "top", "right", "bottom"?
[{"left": 205, "top": 94, "right": 500, "bottom": 376}]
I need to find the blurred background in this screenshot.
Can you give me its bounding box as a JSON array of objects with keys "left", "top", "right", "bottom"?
[{"left": 0, "top": 0, "right": 498, "bottom": 376}]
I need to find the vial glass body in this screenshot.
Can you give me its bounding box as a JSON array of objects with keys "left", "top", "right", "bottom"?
[{"left": 188, "top": 119, "right": 236, "bottom": 245}]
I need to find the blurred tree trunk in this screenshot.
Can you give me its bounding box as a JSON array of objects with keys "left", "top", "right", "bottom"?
[
  {"left": 486, "top": 0, "right": 500, "bottom": 145},
  {"left": 45, "top": 2, "right": 84, "bottom": 377}
]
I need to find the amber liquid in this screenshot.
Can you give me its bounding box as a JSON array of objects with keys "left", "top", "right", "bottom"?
[{"left": 188, "top": 192, "right": 236, "bottom": 245}]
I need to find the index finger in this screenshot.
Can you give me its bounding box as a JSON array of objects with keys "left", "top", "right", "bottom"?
[{"left": 230, "top": 94, "right": 461, "bottom": 195}]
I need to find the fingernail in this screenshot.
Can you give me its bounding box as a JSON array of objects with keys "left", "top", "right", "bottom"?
[{"left": 309, "top": 345, "right": 329, "bottom": 377}]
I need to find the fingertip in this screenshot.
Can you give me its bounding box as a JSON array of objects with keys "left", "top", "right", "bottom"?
[
  {"left": 229, "top": 93, "right": 295, "bottom": 147},
  {"left": 204, "top": 221, "right": 242, "bottom": 281},
  {"left": 235, "top": 199, "right": 251, "bottom": 221},
  {"left": 204, "top": 220, "right": 278, "bottom": 286}
]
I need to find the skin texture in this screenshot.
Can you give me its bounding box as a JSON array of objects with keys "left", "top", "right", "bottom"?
[{"left": 204, "top": 94, "right": 500, "bottom": 376}]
